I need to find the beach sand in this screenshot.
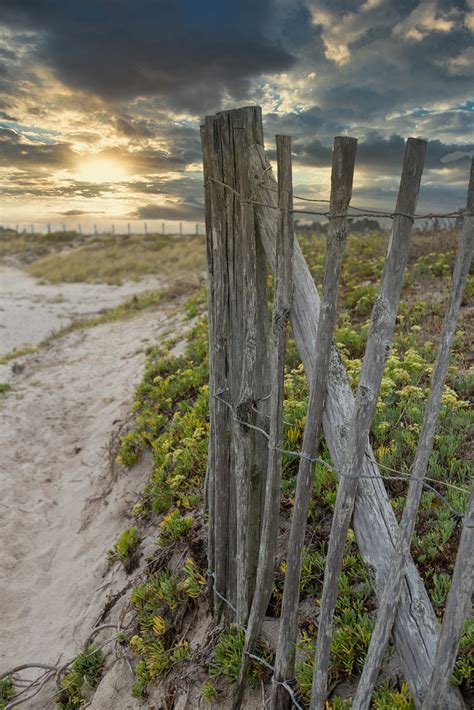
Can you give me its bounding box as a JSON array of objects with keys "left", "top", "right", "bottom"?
[
  {"left": 0, "top": 299, "right": 186, "bottom": 707},
  {"left": 0, "top": 265, "right": 163, "bottom": 356}
]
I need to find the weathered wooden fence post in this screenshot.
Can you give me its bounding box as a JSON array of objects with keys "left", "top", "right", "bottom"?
[
  {"left": 233, "top": 134, "right": 295, "bottom": 707},
  {"left": 201, "top": 118, "right": 231, "bottom": 617},
  {"left": 201, "top": 107, "right": 270, "bottom": 621},
  {"left": 232, "top": 111, "right": 262, "bottom": 624},
  {"left": 272, "top": 136, "right": 357, "bottom": 709},
  {"left": 353, "top": 157, "right": 474, "bottom": 709}
]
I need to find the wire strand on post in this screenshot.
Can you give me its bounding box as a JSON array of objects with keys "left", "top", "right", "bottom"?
[{"left": 205, "top": 177, "right": 469, "bottom": 222}]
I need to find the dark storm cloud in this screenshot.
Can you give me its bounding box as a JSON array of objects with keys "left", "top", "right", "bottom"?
[
  {"left": 112, "top": 119, "right": 203, "bottom": 167},
  {"left": 115, "top": 117, "right": 156, "bottom": 139},
  {"left": 136, "top": 202, "right": 204, "bottom": 221},
  {"left": 0, "top": 172, "right": 110, "bottom": 199},
  {"left": 1, "top": 1, "right": 471, "bottom": 127},
  {"left": 263, "top": 106, "right": 346, "bottom": 144},
  {"left": 352, "top": 178, "right": 472, "bottom": 214},
  {"left": 0, "top": 126, "right": 75, "bottom": 168},
  {"left": 357, "top": 134, "right": 474, "bottom": 172},
  {"left": 289, "top": 2, "right": 474, "bottom": 132},
  {"left": 0, "top": 0, "right": 298, "bottom": 112}
]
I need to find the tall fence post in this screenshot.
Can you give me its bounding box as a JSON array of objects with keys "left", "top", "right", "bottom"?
[
  {"left": 233, "top": 134, "right": 295, "bottom": 707},
  {"left": 201, "top": 119, "right": 231, "bottom": 617},
  {"left": 201, "top": 107, "right": 270, "bottom": 620},
  {"left": 353, "top": 157, "right": 474, "bottom": 709},
  {"left": 232, "top": 110, "right": 260, "bottom": 624},
  {"left": 310, "top": 138, "right": 427, "bottom": 709},
  {"left": 272, "top": 136, "right": 357, "bottom": 709}
]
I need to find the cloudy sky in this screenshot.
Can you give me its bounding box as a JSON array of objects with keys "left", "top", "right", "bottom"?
[{"left": 0, "top": 0, "right": 472, "bottom": 233}]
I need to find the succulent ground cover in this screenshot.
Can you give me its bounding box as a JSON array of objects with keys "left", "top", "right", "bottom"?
[{"left": 116, "top": 227, "right": 472, "bottom": 708}]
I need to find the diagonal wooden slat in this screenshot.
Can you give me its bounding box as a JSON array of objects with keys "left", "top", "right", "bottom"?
[{"left": 422, "top": 483, "right": 474, "bottom": 710}]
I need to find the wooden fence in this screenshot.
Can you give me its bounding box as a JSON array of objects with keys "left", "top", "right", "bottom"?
[{"left": 201, "top": 106, "right": 473, "bottom": 709}]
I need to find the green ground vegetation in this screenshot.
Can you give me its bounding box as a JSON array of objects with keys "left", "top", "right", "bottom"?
[
  {"left": 56, "top": 646, "right": 105, "bottom": 709},
  {"left": 117, "top": 227, "right": 472, "bottom": 707},
  {"left": 0, "top": 345, "right": 39, "bottom": 365},
  {"left": 109, "top": 526, "right": 141, "bottom": 572},
  {"left": 209, "top": 626, "right": 272, "bottom": 686},
  {"left": 201, "top": 679, "right": 218, "bottom": 703},
  {"left": 0, "top": 677, "right": 15, "bottom": 709},
  {"left": 129, "top": 558, "right": 207, "bottom": 698}
]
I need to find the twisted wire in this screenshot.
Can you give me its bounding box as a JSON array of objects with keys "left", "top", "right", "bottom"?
[
  {"left": 205, "top": 177, "right": 470, "bottom": 223},
  {"left": 213, "top": 390, "right": 470, "bottom": 523}
]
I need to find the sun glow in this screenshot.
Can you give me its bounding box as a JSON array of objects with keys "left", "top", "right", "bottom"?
[{"left": 75, "top": 158, "right": 126, "bottom": 183}]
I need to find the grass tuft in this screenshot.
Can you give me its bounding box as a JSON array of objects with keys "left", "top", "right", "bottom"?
[
  {"left": 56, "top": 646, "right": 105, "bottom": 709},
  {"left": 109, "top": 527, "right": 141, "bottom": 573},
  {"left": 0, "top": 677, "right": 15, "bottom": 709}
]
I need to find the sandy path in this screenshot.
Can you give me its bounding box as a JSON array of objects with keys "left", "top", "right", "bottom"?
[
  {"left": 0, "top": 302, "right": 185, "bottom": 691},
  {"left": 0, "top": 265, "right": 163, "bottom": 355}
]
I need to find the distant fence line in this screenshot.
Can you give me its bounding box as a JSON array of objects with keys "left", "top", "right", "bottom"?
[
  {"left": 0, "top": 222, "right": 203, "bottom": 236},
  {"left": 202, "top": 106, "right": 473, "bottom": 710}
]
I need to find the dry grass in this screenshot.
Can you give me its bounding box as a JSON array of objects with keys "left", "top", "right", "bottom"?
[
  {"left": 0, "top": 230, "right": 79, "bottom": 263},
  {"left": 25, "top": 234, "right": 206, "bottom": 284}
]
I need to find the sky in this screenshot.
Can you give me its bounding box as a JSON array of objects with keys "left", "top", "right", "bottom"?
[{"left": 0, "top": 0, "right": 472, "bottom": 233}]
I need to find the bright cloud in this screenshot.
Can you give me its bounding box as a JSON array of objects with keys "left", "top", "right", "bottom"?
[{"left": 0, "top": 0, "right": 472, "bottom": 227}]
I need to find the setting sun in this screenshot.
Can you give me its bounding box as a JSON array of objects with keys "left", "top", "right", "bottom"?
[{"left": 75, "top": 157, "right": 126, "bottom": 183}]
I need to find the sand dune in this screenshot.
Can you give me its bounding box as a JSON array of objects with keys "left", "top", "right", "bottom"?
[
  {"left": 0, "top": 265, "right": 163, "bottom": 355},
  {"left": 0, "top": 302, "right": 186, "bottom": 707}
]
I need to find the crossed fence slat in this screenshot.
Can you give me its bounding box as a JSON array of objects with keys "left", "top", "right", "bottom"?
[{"left": 422, "top": 483, "right": 474, "bottom": 710}]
